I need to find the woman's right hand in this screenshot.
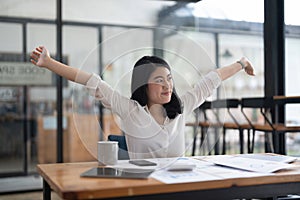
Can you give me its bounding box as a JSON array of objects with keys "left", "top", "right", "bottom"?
[{"left": 30, "top": 46, "right": 51, "bottom": 68}]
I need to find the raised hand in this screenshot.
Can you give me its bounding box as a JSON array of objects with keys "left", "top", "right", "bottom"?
[
  {"left": 240, "top": 57, "right": 255, "bottom": 76},
  {"left": 30, "top": 46, "right": 51, "bottom": 68}
]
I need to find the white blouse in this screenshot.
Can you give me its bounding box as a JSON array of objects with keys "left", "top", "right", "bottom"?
[{"left": 85, "top": 71, "right": 221, "bottom": 159}]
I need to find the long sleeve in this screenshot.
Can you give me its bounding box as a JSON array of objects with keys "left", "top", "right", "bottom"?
[
  {"left": 181, "top": 70, "right": 222, "bottom": 115},
  {"left": 85, "top": 73, "right": 137, "bottom": 119}
]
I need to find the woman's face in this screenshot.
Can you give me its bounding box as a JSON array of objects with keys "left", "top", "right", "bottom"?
[{"left": 146, "top": 67, "right": 173, "bottom": 107}]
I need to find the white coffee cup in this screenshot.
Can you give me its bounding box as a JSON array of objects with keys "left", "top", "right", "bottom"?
[{"left": 97, "top": 141, "right": 118, "bottom": 165}]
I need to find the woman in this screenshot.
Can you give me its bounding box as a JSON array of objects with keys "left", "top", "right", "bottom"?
[{"left": 31, "top": 46, "right": 254, "bottom": 159}]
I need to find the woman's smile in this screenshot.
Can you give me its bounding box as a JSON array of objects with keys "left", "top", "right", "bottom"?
[{"left": 161, "top": 91, "right": 171, "bottom": 96}]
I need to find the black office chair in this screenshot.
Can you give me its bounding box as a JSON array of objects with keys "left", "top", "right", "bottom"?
[{"left": 108, "top": 134, "right": 129, "bottom": 160}]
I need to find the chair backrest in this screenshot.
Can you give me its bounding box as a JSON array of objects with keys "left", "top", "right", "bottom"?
[
  {"left": 199, "top": 101, "right": 212, "bottom": 110},
  {"left": 208, "top": 99, "right": 240, "bottom": 123},
  {"left": 241, "top": 97, "right": 273, "bottom": 109},
  {"left": 198, "top": 101, "right": 211, "bottom": 118},
  {"left": 107, "top": 135, "right": 129, "bottom": 160},
  {"left": 211, "top": 99, "right": 240, "bottom": 109},
  {"left": 240, "top": 97, "right": 275, "bottom": 127}
]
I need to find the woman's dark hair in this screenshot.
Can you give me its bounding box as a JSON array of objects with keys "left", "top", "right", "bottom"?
[{"left": 130, "top": 56, "right": 182, "bottom": 119}]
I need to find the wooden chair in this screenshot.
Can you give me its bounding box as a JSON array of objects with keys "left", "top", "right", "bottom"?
[
  {"left": 210, "top": 99, "right": 252, "bottom": 154},
  {"left": 240, "top": 97, "right": 275, "bottom": 153},
  {"left": 186, "top": 101, "right": 212, "bottom": 156},
  {"left": 271, "top": 96, "right": 300, "bottom": 154}
]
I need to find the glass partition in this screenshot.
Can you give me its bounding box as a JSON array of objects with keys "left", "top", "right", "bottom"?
[
  {"left": 0, "top": 22, "right": 25, "bottom": 176},
  {"left": 285, "top": 0, "right": 300, "bottom": 156}
]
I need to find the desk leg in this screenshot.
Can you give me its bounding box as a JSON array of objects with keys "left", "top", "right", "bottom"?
[
  {"left": 279, "top": 132, "right": 286, "bottom": 155},
  {"left": 214, "top": 128, "right": 220, "bottom": 155},
  {"left": 43, "top": 179, "right": 51, "bottom": 200}
]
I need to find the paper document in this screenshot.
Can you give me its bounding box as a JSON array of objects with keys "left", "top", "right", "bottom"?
[
  {"left": 110, "top": 156, "right": 295, "bottom": 184},
  {"left": 151, "top": 157, "right": 268, "bottom": 184},
  {"left": 212, "top": 156, "right": 293, "bottom": 173},
  {"left": 237, "top": 153, "right": 297, "bottom": 163}
]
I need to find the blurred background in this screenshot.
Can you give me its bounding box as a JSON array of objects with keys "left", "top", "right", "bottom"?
[{"left": 0, "top": 0, "right": 299, "bottom": 195}]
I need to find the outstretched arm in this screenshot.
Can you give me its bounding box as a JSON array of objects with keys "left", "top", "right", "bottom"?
[
  {"left": 216, "top": 57, "right": 255, "bottom": 81},
  {"left": 30, "top": 46, "right": 92, "bottom": 85}
]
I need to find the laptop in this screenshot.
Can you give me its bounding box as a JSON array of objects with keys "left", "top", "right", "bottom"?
[{"left": 80, "top": 167, "right": 154, "bottom": 179}]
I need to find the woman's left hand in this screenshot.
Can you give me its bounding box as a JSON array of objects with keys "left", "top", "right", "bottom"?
[{"left": 240, "top": 57, "right": 255, "bottom": 76}]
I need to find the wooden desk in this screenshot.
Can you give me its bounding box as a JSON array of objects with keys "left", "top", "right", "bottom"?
[{"left": 37, "top": 158, "right": 300, "bottom": 200}]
